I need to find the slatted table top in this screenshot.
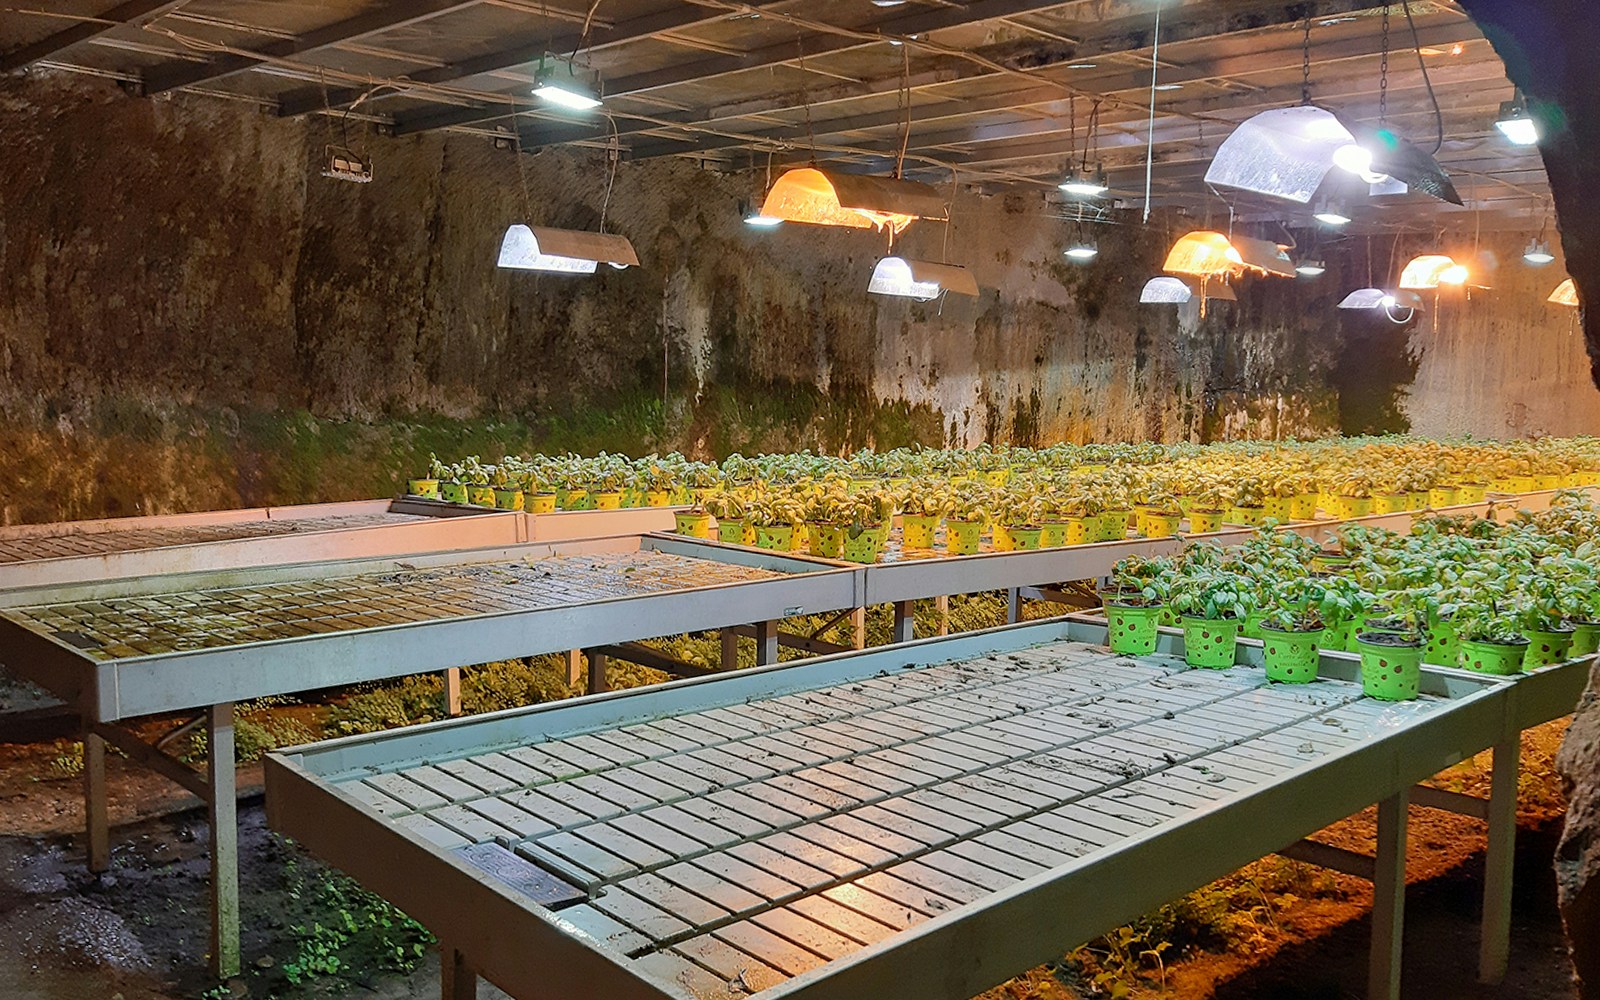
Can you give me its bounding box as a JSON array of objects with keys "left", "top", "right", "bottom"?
[
  {"left": 2, "top": 550, "right": 786, "bottom": 662},
  {"left": 0, "top": 511, "right": 422, "bottom": 564},
  {"left": 306, "top": 635, "right": 1457, "bottom": 1000}
]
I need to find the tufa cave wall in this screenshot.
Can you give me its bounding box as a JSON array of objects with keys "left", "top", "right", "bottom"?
[{"left": 0, "top": 75, "right": 1343, "bottom": 524}]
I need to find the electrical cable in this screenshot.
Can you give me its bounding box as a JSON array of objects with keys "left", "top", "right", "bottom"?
[{"left": 1400, "top": 1, "right": 1445, "bottom": 155}]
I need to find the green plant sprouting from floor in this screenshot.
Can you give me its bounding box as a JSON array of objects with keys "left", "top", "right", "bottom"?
[{"left": 279, "top": 854, "right": 434, "bottom": 988}]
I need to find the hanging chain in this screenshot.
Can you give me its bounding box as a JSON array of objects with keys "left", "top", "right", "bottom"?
[
  {"left": 1379, "top": 5, "right": 1390, "bottom": 124},
  {"left": 1301, "top": 15, "right": 1312, "bottom": 105}
]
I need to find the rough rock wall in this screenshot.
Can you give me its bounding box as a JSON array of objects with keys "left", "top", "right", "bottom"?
[
  {"left": 0, "top": 76, "right": 1341, "bottom": 524},
  {"left": 1402, "top": 235, "right": 1600, "bottom": 438}
]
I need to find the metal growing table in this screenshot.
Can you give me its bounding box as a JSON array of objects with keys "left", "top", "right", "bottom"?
[
  {"left": 0, "top": 533, "right": 856, "bottom": 976},
  {"left": 267, "top": 617, "right": 1590, "bottom": 1000}
]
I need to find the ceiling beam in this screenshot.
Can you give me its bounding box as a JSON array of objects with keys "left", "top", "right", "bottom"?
[
  {"left": 0, "top": 0, "right": 189, "bottom": 73},
  {"left": 279, "top": 0, "right": 802, "bottom": 121},
  {"left": 137, "top": 0, "right": 481, "bottom": 96},
  {"left": 621, "top": 17, "right": 1486, "bottom": 162},
  {"left": 510, "top": 0, "right": 1418, "bottom": 158},
  {"left": 389, "top": 0, "right": 1110, "bottom": 136}
]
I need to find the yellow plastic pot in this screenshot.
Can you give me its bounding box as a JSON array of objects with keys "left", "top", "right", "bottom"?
[
  {"left": 1263, "top": 496, "right": 1290, "bottom": 521},
  {"left": 524, "top": 492, "right": 557, "bottom": 514},
  {"left": 901, "top": 515, "right": 938, "bottom": 549},
  {"left": 593, "top": 491, "right": 623, "bottom": 510},
  {"left": 560, "top": 488, "right": 589, "bottom": 511},
  {"left": 1143, "top": 512, "right": 1181, "bottom": 538},
  {"left": 674, "top": 512, "right": 713, "bottom": 538},
  {"left": 467, "top": 485, "right": 495, "bottom": 507},
  {"left": 1188, "top": 509, "right": 1224, "bottom": 533},
  {"left": 1457, "top": 484, "right": 1488, "bottom": 504},
  {"left": 946, "top": 520, "right": 983, "bottom": 555},
  {"left": 1227, "top": 505, "right": 1264, "bottom": 527},
  {"left": 1288, "top": 494, "right": 1318, "bottom": 520},
  {"left": 1340, "top": 496, "right": 1374, "bottom": 518},
  {"left": 1429, "top": 486, "right": 1462, "bottom": 508},
  {"left": 647, "top": 490, "right": 674, "bottom": 507},
  {"left": 407, "top": 478, "right": 440, "bottom": 500},
  {"left": 992, "top": 524, "right": 1015, "bottom": 552},
  {"left": 1373, "top": 493, "right": 1408, "bottom": 515}
]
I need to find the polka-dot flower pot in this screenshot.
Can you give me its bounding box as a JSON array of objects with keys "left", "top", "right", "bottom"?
[
  {"left": 809, "top": 523, "right": 846, "bottom": 559},
  {"left": 902, "top": 515, "right": 938, "bottom": 550},
  {"left": 945, "top": 520, "right": 983, "bottom": 555},
  {"left": 407, "top": 478, "right": 440, "bottom": 500},
  {"left": 842, "top": 526, "right": 888, "bottom": 564},
  {"left": 1459, "top": 638, "right": 1529, "bottom": 676},
  {"left": 1355, "top": 634, "right": 1425, "bottom": 701},
  {"left": 1181, "top": 616, "right": 1241, "bottom": 670},
  {"left": 1108, "top": 603, "right": 1164, "bottom": 656},
  {"left": 1522, "top": 628, "right": 1575, "bottom": 671},
  {"left": 1261, "top": 625, "right": 1324, "bottom": 684},
  {"left": 1288, "top": 494, "right": 1319, "bottom": 520},
  {"left": 673, "top": 512, "right": 713, "bottom": 539}
]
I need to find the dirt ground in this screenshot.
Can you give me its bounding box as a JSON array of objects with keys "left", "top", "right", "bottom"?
[{"left": 0, "top": 684, "right": 1580, "bottom": 1000}]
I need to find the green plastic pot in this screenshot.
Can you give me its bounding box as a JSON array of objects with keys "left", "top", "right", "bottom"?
[
  {"left": 809, "top": 523, "right": 846, "bottom": 559},
  {"left": 717, "top": 518, "right": 754, "bottom": 546},
  {"left": 1181, "top": 616, "right": 1241, "bottom": 669},
  {"left": 1320, "top": 619, "right": 1355, "bottom": 653},
  {"left": 1241, "top": 610, "right": 1268, "bottom": 640},
  {"left": 754, "top": 525, "right": 793, "bottom": 551},
  {"left": 842, "top": 525, "right": 888, "bottom": 564},
  {"left": 1569, "top": 621, "right": 1600, "bottom": 658},
  {"left": 1356, "top": 633, "right": 1424, "bottom": 701},
  {"left": 559, "top": 487, "right": 589, "bottom": 510},
  {"left": 902, "top": 514, "right": 938, "bottom": 549},
  {"left": 1007, "top": 525, "right": 1044, "bottom": 551},
  {"left": 945, "top": 520, "right": 983, "bottom": 555},
  {"left": 467, "top": 484, "right": 495, "bottom": 507},
  {"left": 1261, "top": 625, "right": 1324, "bottom": 684},
  {"left": 439, "top": 481, "right": 468, "bottom": 504},
  {"left": 1459, "top": 637, "right": 1530, "bottom": 676},
  {"left": 1108, "top": 603, "right": 1164, "bottom": 656},
  {"left": 1424, "top": 618, "right": 1459, "bottom": 667},
  {"left": 1522, "top": 627, "right": 1575, "bottom": 670},
  {"left": 407, "top": 478, "right": 440, "bottom": 500},
  {"left": 493, "top": 487, "right": 524, "bottom": 511}
]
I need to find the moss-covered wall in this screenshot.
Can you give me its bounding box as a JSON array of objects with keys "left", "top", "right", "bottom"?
[{"left": 1, "top": 76, "right": 1348, "bottom": 523}]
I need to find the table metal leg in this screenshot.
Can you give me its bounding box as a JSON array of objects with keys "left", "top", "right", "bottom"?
[
  {"left": 441, "top": 941, "right": 477, "bottom": 1000},
  {"left": 83, "top": 729, "right": 109, "bottom": 872},
  {"left": 1369, "top": 789, "right": 1409, "bottom": 1000},
  {"left": 892, "top": 601, "right": 915, "bottom": 644},
  {"left": 207, "top": 702, "right": 240, "bottom": 979},
  {"left": 1479, "top": 738, "right": 1519, "bottom": 984},
  {"left": 1006, "top": 587, "right": 1022, "bottom": 624},
  {"left": 754, "top": 620, "right": 779, "bottom": 665}
]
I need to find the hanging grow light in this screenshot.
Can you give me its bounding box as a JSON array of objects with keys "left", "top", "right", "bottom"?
[
  {"left": 534, "top": 61, "right": 602, "bottom": 110},
  {"left": 1523, "top": 239, "right": 1555, "bottom": 266},
  {"left": 1059, "top": 164, "right": 1108, "bottom": 197},
  {"left": 1339, "top": 287, "right": 1424, "bottom": 323},
  {"left": 1204, "top": 105, "right": 1462, "bottom": 206},
  {"left": 1296, "top": 259, "right": 1328, "bottom": 277},
  {"left": 496, "top": 224, "right": 638, "bottom": 274},
  {"left": 867, "top": 257, "right": 978, "bottom": 301},
  {"left": 1064, "top": 240, "right": 1099, "bottom": 262},
  {"left": 1312, "top": 199, "right": 1350, "bottom": 227},
  {"left": 1495, "top": 92, "right": 1539, "bottom": 146},
  {"left": 1399, "top": 254, "right": 1472, "bottom": 290},
  {"left": 1550, "top": 279, "right": 1580, "bottom": 308},
  {"left": 1163, "top": 231, "right": 1295, "bottom": 280},
  {"left": 1140, "top": 277, "right": 1194, "bottom": 304},
  {"left": 758, "top": 167, "right": 947, "bottom": 236}
]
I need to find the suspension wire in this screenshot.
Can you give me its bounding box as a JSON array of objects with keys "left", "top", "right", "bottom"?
[
  {"left": 895, "top": 44, "right": 911, "bottom": 179},
  {"left": 1142, "top": 0, "right": 1162, "bottom": 224},
  {"left": 1400, "top": 1, "right": 1445, "bottom": 154},
  {"left": 508, "top": 92, "right": 534, "bottom": 223},
  {"left": 796, "top": 36, "right": 817, "bottom": 165}
]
